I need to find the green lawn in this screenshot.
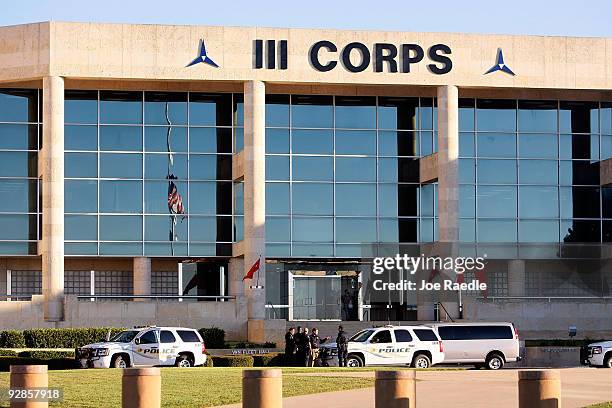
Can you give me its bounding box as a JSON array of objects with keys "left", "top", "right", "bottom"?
[
  {"left": 0, "top": 367, "right": 379, "bottom": 407},
  {"left": 587, "top": 404, "right": 612, "bottom": 408}
]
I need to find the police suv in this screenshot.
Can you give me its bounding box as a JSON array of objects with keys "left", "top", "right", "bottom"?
[
  {"left": 76, "top": 326, "right": 207, "bottom": 368},
  {"left": 583, "top": 341, "right": 612, "bottom": 368},
  {"left": 322, "top": 325, "right": 444, "bottom": 368}
]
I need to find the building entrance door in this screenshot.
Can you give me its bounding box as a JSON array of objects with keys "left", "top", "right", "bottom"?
[{"left": 290, "top": 272, "right": 341, "bottom": 320}]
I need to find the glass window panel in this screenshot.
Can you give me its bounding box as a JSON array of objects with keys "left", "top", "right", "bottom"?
[
  {"left": 602, "top": 103, "right": 612, "bottom": 134},
  {"left": 188, "top": 181, "right": 218, "bottom": 214},
  {"left": 378, "top": 131, "right": 418, "bottom": 156},
  {"left": 477, "top": 220, "right": 517, "bottom": 242},
  {"left": 459, "top": 99, "right": 475, "bottom": 131},
  {"left": 189, "top": 155, "right": 231, "bottom": 180},
  {"left": 65, "top": 243, "right": 98, "bottom": 256},
  {"left": 265, "top": 183, "right": 290, "bottom": 215},
  {"left": 519, "top": 220, "right": 559, "bottom": 242},
  {"left": 335, "top": 97, "right": 376, "bottom": 129},
  {"left": 99, "top": 242, "right": 142, "bottom": 255},
  {"left": 145, "top": 154, "right": 187, "bottom": 179},
  {"left": 519, "top": 186, "right": 558, "bottom": 218},
  {"left": 336, "top": 218, "right": 376, "bottom": 243},
  {"left": 234, "top": 215, "right": 244, "bottom": 241},
  {"left": 189, "top": 127, "right": 231, "bottom": 153},
  {"left": 233, "top": 94, "right": 244, "bottom": 127},
  {"left": 234, "top": 127, "right": 244, "bottom": 153},
  {"left": 378, "top": 158, "right": 419, "bottom": 183},
  {"left": 603, "top": 135, "right": 612, "bottom": 160},
  {"left": 292, "top": 243, "right": 333, "bottom": 257},
  {"left": 420, "top": 131, "right": 434, "bottom": 156},
  {"left": 378, "top": 218, "right": 398, "bottom": 242},
  {"left": 560, "top": 134, "right": 598, "bottom": 160},
  {"left": 476, "top": 99, "right": 516, "bottom": 132},
  {"left": 144, "top": 242, "right": 187, "bottom": 256},
  {"left": 420, "top": 184, "right": 435, "bottom": 217},
  {"left": 0, "top": 152, "right": 37, "bottom": 177},
  {"left": 188, "top": 243, "right": 216, "bottom": 256},
  {"left": 519, "top": 133, "right": 558, "bottom": 158},
  {"left": 477, "top": 186, "right": 517, "bottom": 218},
  {"left": 336, "top": 184, "right": 376, "bottom": 216},
  {"left": 100, "top": 91, "right": 142, "bottom": 124},
  {"left": 459, "top": 132, "right": 475, "bottom": 157},
  {"left": 266, "top": 243, "right": 291, "bottom": 257},
  {"left": 335, "top": 130, "right": 376, "bottom": 155},
  {"left": 65, "top": 180, "right": 97, "bottom": 213},
  {"left": 144, "top": 92, "right": 187, "bottom": 125},
  {"left": 460, "top": 185, "right": 476, "bottom": 218},
  {"left": 291, "top": 95, "right": 333, "bottom": 128},
  {"left": 0, "top": 179, "right": 36, "bottom": 212},
  {"left": 378, "top": 184, "right": 398, "bottom": 217},
  {"left": 190, "top": 216, "right": 229, "bottom": 241},
  {"left": 603, "top": 187, "right": 612, "bottom": 218},
  {"left": 99, "top": 215, "right": 142, "bottom": 241},
  {"left": 378, "top": 184, "right": 419, "bottom": 217},
  {"left": 420, "top": 218, "right": 435, "bottom": 242},
  {"left": 266, "top": 155, "right": 290, "bottom": 181},
  {"left": 336, "top": 157, "right": 376, "bottom": 182},
  {"left": 65, "top": 215, "right": 97, "bottom": 240},
  {"left": 266, "top": 217, "right": 290, "bottom": 242},
  {"left": 459, "top": 159, "right": 475, "bottom": 183},
  {"left": 419, "top": 98, "right": 435, "bottom": 130},
  {"left": 144, "top": 126, "right": 187, "bottom": 152},
  {"left": 265, "top": 95, "right": 290, "bottom": 127},
  {"left": 559, "top": 161, "right": 600, "bottom": 185},
  {"left": 100, "top": 180, "right": 142, "bottom": 213},
  {"left": 65, "top": 90, "right": 97, "bottom": 124},
  {"left": 460, "top": 219, "right": 476, "bottom": 242},
  {"left": 292, "top": 183, "right": 333, "bottom": 215},
  {"left": 100, "top": 153, "right": 142, "bottom": 178},
  {"left": 478, "top": 159, "right": 516, "bottom": 184},
  {"left": 559, "top": 101, "right": 599, "bottom": 134},
  {"left": 292, "top": 217, "right": 333, "bottom": 242},
  {"left": 0, "top": 89, "right": 38, "bottom": 123},
  {"left": 378, "top": 97, "right": 418, "bottom": 130},
  {"left": 0, "top": 124, "right": 37, "bottom": 150},
  {"left": 0, "top": 214, "right": 37, "bottom": 240},
  {"left": 145, "top": 215, "right": 187, "bottom": 241},
  {"left": 560, "top": 187, "right": 601, "bottom": 219},
  {"left": 292, "top": 156, "right": 332, "bottom": 181},
  {"left": 518, "top": 100, "right": 557, "bottom": 133},
  {"left": 477, "top": 133, "right": 516, "bottom": 158},
  {"left": 605, "top": 221, "right": 612, "bottom": 243},
  {"left": 292, "top": 129, "right": 333, "bottom": 154},
  {"left": 265, "top": 128, "right": 290, "bottom": 154},
  {"left": 519, "top": 160, "right": 558, "bottom": 184},
  {"left": 189, "top": 93, "right": 232, "bottom": 127},
  {"left": 145, "top": 180, "right": 188, "bottom": 214},
  {"left": 234, "top": 182, "right": 244, "bottom": 215},
  {"left": 65, "top": 153, "right": 97, "bottom": 178},
  {"left": 100, "top": 126, "right": 142, "bottom": 151},
  {"left": 560, "top": 220, "right": 601, "bottom": 243},
  {"left": 65, "top": 125, "right": 97, "bottom": 151}
]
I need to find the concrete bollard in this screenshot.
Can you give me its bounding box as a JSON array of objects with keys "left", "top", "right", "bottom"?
[
  {"left": 518, "top": 370, "right": 561, "bottom": 408},
  {"left": 9, "top": 365, "right": 48, "bottom": 408},
  {"left": 122, "top": 367, "right": 161, "bottom": 408},
  {"left": 242, "top": 369, "right": 282, "bottom": 408},
  {"left": 375, "top": 370, "right": 416, "bottom": 408}
]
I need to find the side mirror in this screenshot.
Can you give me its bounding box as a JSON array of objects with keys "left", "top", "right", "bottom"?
[{"left": 135, "top": 338, "right": 141, "bottom": 345}]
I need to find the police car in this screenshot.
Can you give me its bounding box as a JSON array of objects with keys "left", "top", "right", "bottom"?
[
  {"left": 582, "top": 341, "right": 612, "bottom": 368},
  {"left": 321, "top": 325, "right": 444, "bottom": 368},
  {"left": 76, "top": 326, "right": 206, "bottom": 368}
]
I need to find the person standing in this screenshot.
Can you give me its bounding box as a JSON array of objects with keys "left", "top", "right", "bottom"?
[
  {"left": 342, "top": 290, "right": 352, "bottom": 320},
  {"left": 336, "top": 325, "right": 348, "bottom": 367},
  {"left": 309, "top": 328, "right": 330, "bottom": 367},
  {"left": 300, "top": 327, "right": 312, "bottom": 367},
  {"left": 295, "top": 326, "right": 303, "bottom": 366},
  {"left": 284, "top": 327, "right": 297, "bottom": 366}
]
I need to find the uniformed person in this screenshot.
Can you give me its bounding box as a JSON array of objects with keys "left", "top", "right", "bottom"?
[
  {"left": 309, "top": 328, "right": 330, "bottom": 367},
  {"left": 284, "top": 327, "right": 297, "bottom": 366},
  {"left": 336, "top": 325, "right": 348, "bottom": 367},
  {"left": 295, "top": 326, "right": 303, "bottom": 366},
  {"left": 300, "top": 327, "right": 312, "bottom": 367}
]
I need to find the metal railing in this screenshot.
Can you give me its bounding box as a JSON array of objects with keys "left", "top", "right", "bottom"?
[{"left": 76, "top": 295, "right": 236, "bottom": 302}]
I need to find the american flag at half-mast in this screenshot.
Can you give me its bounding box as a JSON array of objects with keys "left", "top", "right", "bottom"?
[{"left": 167, "top": 175, "right": 185, "bottom": 215}]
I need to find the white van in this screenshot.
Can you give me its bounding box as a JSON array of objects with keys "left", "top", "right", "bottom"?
[{"left": 429, "top": 322, "right": 521, "bottom": 370}]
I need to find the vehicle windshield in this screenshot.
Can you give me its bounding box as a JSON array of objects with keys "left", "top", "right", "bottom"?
[
  {"left": 109, "top": 331, "right": 139, "bottom": 343},
  {"left": 349, "top": 329, "right": 375, "bottom": 343}
]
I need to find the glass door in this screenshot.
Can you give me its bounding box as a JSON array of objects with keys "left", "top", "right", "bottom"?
[{"left": 292, "top": 275, "right": 341, "bottom": 320}]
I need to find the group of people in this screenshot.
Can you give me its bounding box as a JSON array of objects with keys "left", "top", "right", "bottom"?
[{"left": 284, "top": 325, "right": 349, "bottom": 367}]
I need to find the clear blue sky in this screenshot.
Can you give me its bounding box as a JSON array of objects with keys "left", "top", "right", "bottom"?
[{"left": 1, "top": 0, "right": 610, "bottom": 37}]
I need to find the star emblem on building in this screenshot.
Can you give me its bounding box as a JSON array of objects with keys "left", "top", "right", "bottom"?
[
  {"left": 187, "top": 39, "right": 219, "bottom": 68},
  {"left": 484, "top": 48, "right": 515, "bottom": 76}
]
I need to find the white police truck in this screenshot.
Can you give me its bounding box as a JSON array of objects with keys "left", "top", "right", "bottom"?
[
  {"left": 76, "top": 326, "right": 206, "bottom": 368},
  {"left": 321, "top": 325, "right": 444, "bottom": 368},
  {"left": 583, "top": 341, "right": 612, "bottom": 368}
]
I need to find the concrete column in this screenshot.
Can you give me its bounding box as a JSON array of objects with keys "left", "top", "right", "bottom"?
[
  {"left": 375, "top": 370, "right": 416, "bottom": 408},
  {"left": 122, "top": 367, "right": 161, "bottom": 408},
  {"left": 133, "top": 257, "right": 151, "bottom": 299},
  {"left": 243, "top": 81, "right": 266, "bottom": 342},
  {"left": 437, "top": 85, "right": 459, "bottom": 242},
  {"left": 242, "top": 369, "right": 282, "bottom": 408},
  {"left": 41, "top": 76, "right": 64, "bottom": 322},
  {"left": 508, "top": 259, "right": 526, "bottom": 297},
  {"left": 518, "top": 370, "right": 561, "bottom": 408},
  {"left": 10, "top": 365, "right": 48, "bottom": 408}
]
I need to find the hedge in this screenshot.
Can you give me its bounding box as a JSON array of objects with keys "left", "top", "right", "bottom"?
[
  {"left": 18, "top": 350, "right": 75, "bottom": 359},
  {"left": 204, "top": 354, "right": 214, "bottom": 367},
  {"left": 199, "top": 328, "right": 226, "bottom": 349},
  {"left": 231, "top": 341, "right": 277, "bottom": 349},
  {"left": 525, "top": 339, "right": 605, "bottom": 347},
  {"left": 0, "top": 357, "right": 77, "bottom": 371},
  {"left": 22, "top": 328, "right": 124, "bottom": 349},
  {"left": 0, "top": 350, "right": 17, "bottom": 357},
  {"left": 211, "top": 355, "right": 254, "bottom": 367},
  {"left": 253, "top": 353, "right": 284, "bottom": 367},
  {"left": 0, "top": 330, "right": 26, "bottom": 348}
]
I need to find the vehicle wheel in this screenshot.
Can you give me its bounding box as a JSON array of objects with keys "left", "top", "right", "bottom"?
[
  {"left": 412, "top": 353, "right": 431, "bottom": 369},
  {"left": 176, "top": 354, "right": 194, "bottom": 368},
  {"left": 346, "top": 354, "right": 364, "bottom": 367},
  {"left": 111, "top": 354, "right": 128, "bottom": 369},
  {"left": 604, "top": 354, "right": 612, "bottom": 368},
  {"left": 485, "top": 353, "right": 505, "bottom": 370}
]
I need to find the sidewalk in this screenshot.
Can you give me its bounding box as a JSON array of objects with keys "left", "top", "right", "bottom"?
[{"left": 218, "top": 368, "right": 612, "bottom": 408}]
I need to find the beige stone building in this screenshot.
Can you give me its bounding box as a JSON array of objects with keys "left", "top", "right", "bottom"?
[{"left": 0, "top": 21, "right": 611, "bottom": 342}]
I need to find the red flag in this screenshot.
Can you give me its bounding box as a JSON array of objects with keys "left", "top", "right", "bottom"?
[
  {"left": 427, "top": 269, "right": 439, "bottom": 283},
  {"left": 243, "top": 258, "right": 261, "bottom": 281}
]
